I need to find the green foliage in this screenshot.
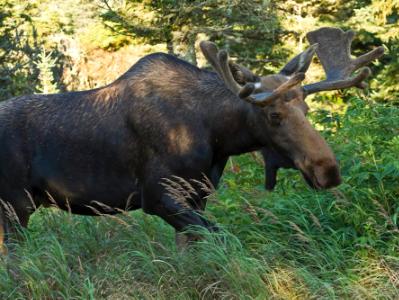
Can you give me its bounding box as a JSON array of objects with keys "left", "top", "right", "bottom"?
[
  {"left": 2, "top": 0, "right": 396, "bottom": 101},
  {"left": 0, "top": 0, "right": 40, "bottom": 100},
  {"left": 0, "top": 0, "right": 128, "bottom": 100},
  {"left": 348, "top": 0, "right": 399, "bottom": 102},
  {"left": 99, "top": 0, "right": 398, "bottom": 103},
  {"left": 34, "top": 48, "right": 59, "bottom": 94},
  {"left": 100, "top": 0, "right": 281, "bottom": 67}
]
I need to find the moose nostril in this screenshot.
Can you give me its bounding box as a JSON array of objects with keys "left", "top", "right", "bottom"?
[{"left": 323, "top": 165, "right": 341, "bottom": 188}]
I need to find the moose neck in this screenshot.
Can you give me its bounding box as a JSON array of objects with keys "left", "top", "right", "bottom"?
[{"left": 211, "top": 93, "right": 267, "bottom": 158}]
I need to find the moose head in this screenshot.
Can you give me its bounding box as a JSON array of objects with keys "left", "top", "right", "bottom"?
[{"left": 201, "top": 27, "right": 384, "bottom": 189}]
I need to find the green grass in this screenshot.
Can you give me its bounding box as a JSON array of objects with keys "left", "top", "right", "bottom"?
[{"left": 1, "top": 98, "right": 398, "bottom": 299}]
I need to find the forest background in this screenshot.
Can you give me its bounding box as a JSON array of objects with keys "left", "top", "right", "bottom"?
[{"left": 0, "top": 0, "right": 398, "bottom": 299}]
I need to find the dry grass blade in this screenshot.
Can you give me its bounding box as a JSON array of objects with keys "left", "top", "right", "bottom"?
[
  {"left": 24, "top": 189, "right": 37, "bottom": 211},
  {"left": 288, "top": 221, "right": 311, "bottom": 243},
  {"left": 303, "top": 207, "right": 322, "bottom": 230},
  {"left": 104, "top": 214, "right": 130, "bottom": 227},
  {"left": 85, "top": 205, "right": 104, "bottom": 216},
  {"left": 332, "top": 189, "right": 351, "bottom": 206},
  {"left": 380, "top": 259, "right": 399, "bottom": 288},
  {"left": 171, "top": 175, "right": 199, "bottom": 198},
  {"left": 124, "top": 192, "right": 138, "bottom": 211},
  {"left": 65, "top": 198, "right": 72, "bottom": 214},
  {"left": 161, "top": 177, "right": 192, "bottom": 209},
  {"left": 84, "top": 204, "right": 130, "bottom": 226},
  {"left": 91, "top": 200, "right": 117, "bottom": 214},
  {"left": 190, "top": 173, "right": 216, "bottom": 196},
  {"left": 255, "top": 207, "right": 280, "bottom": 224},
  {"left": 371, "top": 199, "right": 399, "bottom": 233},
  {"left": 243, "top": 203, "right": 260, "bottom": 223},
  {"left": 45, "top": 191, "right": 60, "bottom": 209},
  {"left": 200, "top": 280, "right": 223, "bottom": 299},
  {"left": 0, "top": 199, "right": 20, "bottom": 225}
]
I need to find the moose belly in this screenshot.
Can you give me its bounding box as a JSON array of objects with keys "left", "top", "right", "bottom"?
[
  {"left": 31, "top": 156, "right": 141, "bottom": 215},
  {"left": 41, "top": 177, "right": 140, "bottom": 215}
]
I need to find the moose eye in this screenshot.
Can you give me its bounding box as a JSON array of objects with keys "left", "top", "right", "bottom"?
[{"left": 269, "top": 112, "right": 282, "bottom": 125}]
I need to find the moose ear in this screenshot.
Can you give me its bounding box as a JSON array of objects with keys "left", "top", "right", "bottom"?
[{"left": 279, "top": 44, "right": 318, "bottom": 76}]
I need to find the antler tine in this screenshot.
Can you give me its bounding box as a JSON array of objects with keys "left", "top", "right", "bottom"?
[
  {"left": 303, "top": 68, "right": 370, "bottom": 94},
  {"left": 228, "top": 61, "right": 260, "bottom": 85},
  {"left": 216, "top": 50, "right": 245, "bottom": 95},
  {"left": 199, "top": 41, "right": 226, "bottom": 83},
  {"left": 303, "top": 27, "right": 384, "bottom": 95},
  {"left": 200, "top": 41, "right": 254, "bottom": 97},
  {"left": 353, "top": 46, "right": 385, "bottom": 69}
]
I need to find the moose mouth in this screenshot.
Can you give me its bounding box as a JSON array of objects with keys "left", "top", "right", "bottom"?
[
  {"left": 299, "top": 164, "right": 341, "bottom": 190},
  {"left": 300, "top": 170, "right": 320, "bottom": 190}
]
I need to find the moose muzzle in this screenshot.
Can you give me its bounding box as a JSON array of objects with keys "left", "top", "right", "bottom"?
[{"left": 296, "top": 156, "right": 341, "bottom": 189}]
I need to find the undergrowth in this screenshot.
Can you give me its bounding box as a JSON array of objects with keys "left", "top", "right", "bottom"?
[{"left": 1, "top": 98, "right": 398, "bottom": 299}]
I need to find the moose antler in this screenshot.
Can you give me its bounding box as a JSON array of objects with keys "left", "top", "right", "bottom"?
[
  {"left": 200, "top": 41, "right": 306, "bottom": 106},
  {"left": 303, "top": 27, "right": 384, "bottom": 95},
  {"left": 228, "top": 61, "right": 260, "bottom": 85},
  {"left": 200, "top": 41, "right": 249, "bottom": 96}
]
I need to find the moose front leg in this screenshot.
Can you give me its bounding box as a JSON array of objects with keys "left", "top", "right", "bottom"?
[
  {"left": 209, "top": 157, "right": 228, "bottom": 189},
  {"left": 261, "top": 149, "right": 280, "bottom": 191},
  {"left": 147, "top": 194, "right": 215, "bottom": 232},
  {"left": 261, "top": 148, "right": 298, "bottom": 190},
  {"left": 141, "top": 181, "right": 217, "bottom": 249},
  {"left": 265, "top": 165, "right": 278, "bottom": 191}
]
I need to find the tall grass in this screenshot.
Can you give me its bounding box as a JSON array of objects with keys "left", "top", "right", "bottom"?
[{"left": 1, "top": 98, "right": 398, "bottom": 299}]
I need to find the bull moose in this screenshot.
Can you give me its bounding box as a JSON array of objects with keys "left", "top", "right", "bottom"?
[{"left": 0, "top": 27, "right": 383, "bottom": 251}]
